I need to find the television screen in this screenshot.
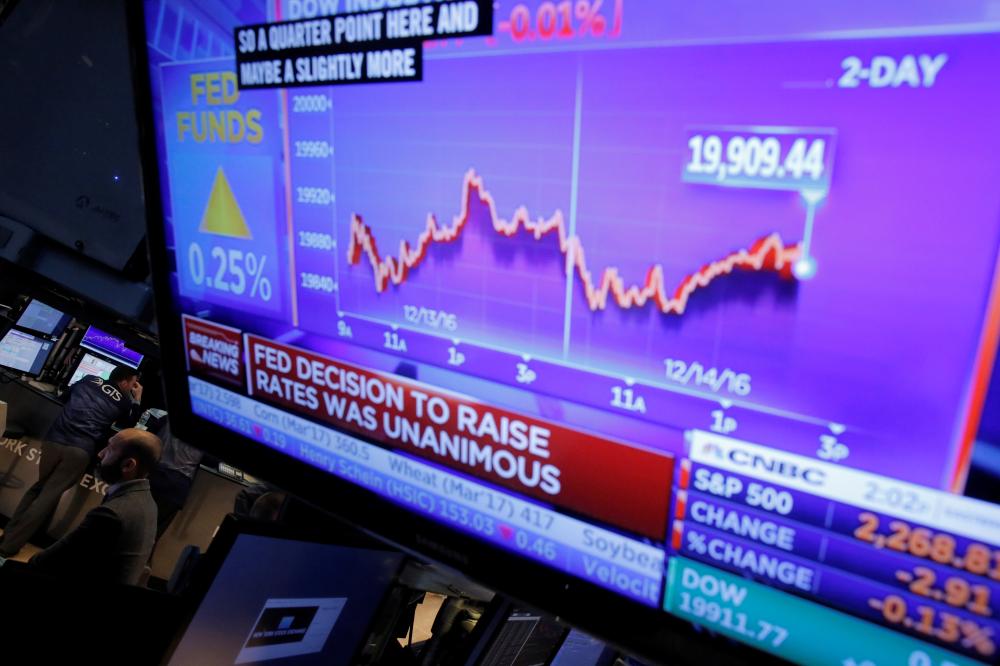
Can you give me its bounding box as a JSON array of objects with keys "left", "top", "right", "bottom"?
[
  {"left": 68, "top": 352, "right": 118, "bottom": 387},
  {"left": 15, "top": 299, "right": 71, "bottom": 338},
  {"left": 133, "top": 2, "right": 1000, "bottom": 663},
  {"left": 0, "top": 329, "right": 53, "bottom": 376},
  {"left": 165, "top": 523, "right": 404, "bottom": 665},
  {"left": 79, "top": 325, "right": 144, "bottom": 368}
]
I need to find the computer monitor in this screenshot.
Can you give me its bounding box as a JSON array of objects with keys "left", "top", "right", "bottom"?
[
  {"left": 130, "top": 2, "right": 1000, "bottom": 663},
  {"left": 68, "top": 352, "right": 118, "bottom": 386},
  {"left": 164, "top": 518, "right": 405, "bottom": 665},
  {"left": 0, "top": 328, "right": 53, "bottom": 376},
  {"left": 79, "top": 325, "right": 143, "bottom": 368},
  {"left": 477, "top": 610, "right": 566, "bottom": 666},
  {"left": 15, "top": 299, "right": 71, "bottom": 338},
  {"left": 549, "top": 629, "right": 616, "bottom": 666}
]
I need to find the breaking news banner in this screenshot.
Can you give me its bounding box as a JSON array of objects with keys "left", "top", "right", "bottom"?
[
  {"left": 183, "top": 315, "right": 245, "bottom": 388},
  {"left": 233, "top": 0, "right": 493, "bottom": 88},
  {"left": 242, "top": 333, "right": 673, "bottom": 539}
]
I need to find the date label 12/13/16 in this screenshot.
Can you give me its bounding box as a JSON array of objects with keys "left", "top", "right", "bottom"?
[{"left": 404, "top": 305, "right": 457, "bottom": 331}]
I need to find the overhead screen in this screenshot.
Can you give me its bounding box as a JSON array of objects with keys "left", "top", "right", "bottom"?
[
  {"left": 166, "top": 529, "right": 404, "bottom": 664},
  {"left": 135, "top": 2, "right": 1000, "bottom": 663},
  {"left": 79, "top": 325, "right": 144, "bottom": 368}
]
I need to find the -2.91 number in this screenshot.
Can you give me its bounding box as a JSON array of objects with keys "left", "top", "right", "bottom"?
[{"left": 898, "top": 566, "right": 993, "bottom": 617}]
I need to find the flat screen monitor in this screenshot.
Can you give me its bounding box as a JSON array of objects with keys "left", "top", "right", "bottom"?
[
  {"left": 164, "top": 519, "right": 405, "bottom": 665},
  {"left": 79, "top": 325, "right": 143, "bottom": 368},
  {"left": 15, "top": 299, "right": 71, "bottom": 338},
  {"left": 68, "top": 352, "right": 118, "bottom": 387},
  {"left": 0, "top": 329, "right": 53, "bottom": 376},
  {"left": 131, "top": 2, "right": 1000, "bottom": 663},
  {"left": 549, "top": 629, "right": 615, "bottom": 666},
  {"left": 478, "top": 610, "right": 566, "bottom": 666}
]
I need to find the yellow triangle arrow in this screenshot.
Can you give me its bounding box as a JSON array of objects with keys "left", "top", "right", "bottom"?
[{"left": 198, "top": 167, "right": 253, "bottom": 240}]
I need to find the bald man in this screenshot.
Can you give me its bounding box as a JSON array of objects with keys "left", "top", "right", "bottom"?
[{"left": 29, "top": 429, "right": 162, "bottom": 586}]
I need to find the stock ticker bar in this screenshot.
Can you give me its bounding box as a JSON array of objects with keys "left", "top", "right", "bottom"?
[
  {"left": 674, "top": 490, "right": 1000, "bottom": 619},
  {"left": 180, "top": 314, "right": 672, "bottom": 603},
  {"left": 188, "top": 376, "right": 664, "bottom": 606},
  {"left": 684, "top": 431, "right": 1000, "bottom": 548},
  {"left": 671, "top": 431, "right": 1000, "bottom": 660},
  {"left": 674, "top": 522, "right": 998, "bottom": 659},
  {"left": 665, "top": 557, "right": 981, "bottom": 666}
]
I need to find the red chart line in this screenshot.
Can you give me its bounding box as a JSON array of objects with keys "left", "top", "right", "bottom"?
[{"left": 347, "top": 170, "right": 801, "bottom": 315}]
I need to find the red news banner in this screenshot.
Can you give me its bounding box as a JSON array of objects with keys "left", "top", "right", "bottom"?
[
  {"left": 182, "top": 315, "right": 244, "bottom": 388},
  {"left": 185, "top": 316, "right": 673, "bottom": 539}
]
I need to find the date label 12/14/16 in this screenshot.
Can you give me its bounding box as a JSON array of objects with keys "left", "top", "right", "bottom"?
[{"left": 664, "top": 358, "right": 751, "bottom": 396}]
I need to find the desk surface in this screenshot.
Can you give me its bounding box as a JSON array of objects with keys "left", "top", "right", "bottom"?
[{"left": 0, "top": 370, "right": 63, "bottom": 406}]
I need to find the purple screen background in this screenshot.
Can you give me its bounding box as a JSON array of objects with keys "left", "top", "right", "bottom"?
[{"left": 142, "top": 2, "right": 1000, "bottom": 494}]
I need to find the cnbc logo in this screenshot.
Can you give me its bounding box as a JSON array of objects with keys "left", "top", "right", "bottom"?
[
  {"left": 691, "top": 433, "right": 827, "bottom": 486},
  {"left": 236, "top": 597, "right": 347, "bottom": 664}
]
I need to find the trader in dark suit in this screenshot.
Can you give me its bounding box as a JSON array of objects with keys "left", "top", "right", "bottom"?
[
  {"left": 28, "top": 428, "right": 161, "bottom": 585},
  {"left": 0, "top": 365, "right": 144, "bottom": 558}
]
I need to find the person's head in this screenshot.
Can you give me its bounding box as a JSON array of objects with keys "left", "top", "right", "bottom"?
[
  {"left": 109, "top": 365, "right": 140, "bottom": 394},
  {"left": 96, "top": 428, "right": 162, "bottom": 485}
]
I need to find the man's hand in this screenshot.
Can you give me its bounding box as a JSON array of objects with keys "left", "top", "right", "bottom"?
[{"left": 131, "top": 381, "right": 143, "bottom": 403}]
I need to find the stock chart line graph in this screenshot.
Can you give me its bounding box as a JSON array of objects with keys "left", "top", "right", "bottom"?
[
  {"left": 326, "top": 41, "right": 834, "bottom": 436},
  {"left": 346, "top": 169, "right": 802, "bottom": 316}
]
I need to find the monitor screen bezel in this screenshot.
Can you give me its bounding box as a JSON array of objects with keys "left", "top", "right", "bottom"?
[
  {"left": 160, "top": 514, "right": 409, "bottom": 666},
  {"left": 125, "top": 4, "right": 782, "bottom": 663}
]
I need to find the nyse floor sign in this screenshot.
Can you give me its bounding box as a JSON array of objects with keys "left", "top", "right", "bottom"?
[{"left": 0, "top": 437, "right": 107, "bottom": 542}]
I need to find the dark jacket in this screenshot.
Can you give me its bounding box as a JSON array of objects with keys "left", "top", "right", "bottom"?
[
  {"left": 46, "top": 376, "right": 140, "bottom": 454},
  {"left": 30, "top": 479, "right": 157, "bottom": 585}
]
